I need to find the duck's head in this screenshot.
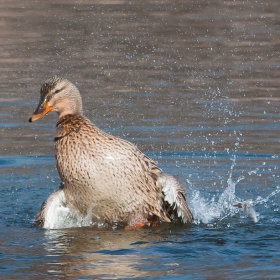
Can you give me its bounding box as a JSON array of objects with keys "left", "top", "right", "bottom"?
[{"left": 28, "top": 76, "right": 83, "bottom": 122}]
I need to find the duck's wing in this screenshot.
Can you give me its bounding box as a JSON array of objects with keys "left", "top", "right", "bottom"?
[
  {"left": 34, "top": 188, "right": 66, "bottom": 228},
  {"left": 159, "top": 173, "right": 194, "bottom": 223},
  {"left": 35, "top": 186, "right": 97, "bottom": 229},
  {"left": 120, "top": 141, "right": 193, "bottom": 223}
]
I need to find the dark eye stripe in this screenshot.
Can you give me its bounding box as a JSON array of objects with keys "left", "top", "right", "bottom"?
[{"left": 54, "top": 86, "right": 65, "bottom": 94}]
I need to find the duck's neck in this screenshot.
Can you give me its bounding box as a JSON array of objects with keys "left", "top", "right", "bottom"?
[
  {"left": 55, "top": 114, "right": 84, "bottom": 141},
  {"left": 57, "top": 106, "right": 83, "bottom": 119},
  {"left": 56, "top": 113, "right": 83, "bottom": 126}
]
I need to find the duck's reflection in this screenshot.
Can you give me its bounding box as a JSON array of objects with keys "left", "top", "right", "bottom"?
[{"left": 42, "top": 226, "right": 171, "bottom": 278}]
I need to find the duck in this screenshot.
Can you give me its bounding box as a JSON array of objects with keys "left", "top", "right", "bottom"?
[{"left": 29, "top": 76, "right": 194, "bottom": 229}]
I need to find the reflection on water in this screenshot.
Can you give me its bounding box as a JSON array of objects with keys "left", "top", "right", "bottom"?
[
  {"left": 43, "top": 228, "right": 166, "bottom": 278},
  {"left": 1, "top": 0, "right": 280, "bottom": 278}
]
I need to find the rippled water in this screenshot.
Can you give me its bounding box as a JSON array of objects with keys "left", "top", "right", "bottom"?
[{"left": 1, "top": 0, "right": 280, "bottom": 279}]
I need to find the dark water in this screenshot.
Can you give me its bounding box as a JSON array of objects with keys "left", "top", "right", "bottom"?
[{"left": 1, "top": 0, "right": 280, "bottom": 279}]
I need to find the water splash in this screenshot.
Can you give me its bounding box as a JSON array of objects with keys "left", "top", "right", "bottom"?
[{"left": 190, "top": 155, "right": 268, "bottom": 225}]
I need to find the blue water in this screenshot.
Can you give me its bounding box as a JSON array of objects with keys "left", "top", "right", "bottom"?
[{"left": 1, "top": 151, "right": 280, "bottom": 278}]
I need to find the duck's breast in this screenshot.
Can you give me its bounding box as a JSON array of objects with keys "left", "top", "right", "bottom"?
[{"left": 55, "top": 128, "right": 155, "bottom": 219}]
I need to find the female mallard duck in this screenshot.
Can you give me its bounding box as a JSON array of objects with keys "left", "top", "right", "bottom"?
[{"left": 29, "top": 77, "right": 193, "bottom": 229}]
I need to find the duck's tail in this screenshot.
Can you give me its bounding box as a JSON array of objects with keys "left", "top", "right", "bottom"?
[{"left": 159, "top": 173, "right": 194, "bottom": 224}]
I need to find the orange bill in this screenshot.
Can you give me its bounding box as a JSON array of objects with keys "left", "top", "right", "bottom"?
[{"left": 28, "top": 102, "right": 53, "bottom": 122}]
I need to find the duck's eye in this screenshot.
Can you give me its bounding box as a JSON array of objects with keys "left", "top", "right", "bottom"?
[{"left": 54, "top": 89, "right": 61, "bottom": 94}]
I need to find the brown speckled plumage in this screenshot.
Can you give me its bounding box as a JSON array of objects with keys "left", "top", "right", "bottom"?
[{"left": 29, "top": 77, "right": 193, "bottom": 228}]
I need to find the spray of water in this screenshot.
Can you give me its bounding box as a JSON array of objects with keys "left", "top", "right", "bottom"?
[
  {"left": 191, "top": 156, "right": 258, "bottom": 224},
  {"left": 189, "top": 155, "right": 280, "bottom": 225}
]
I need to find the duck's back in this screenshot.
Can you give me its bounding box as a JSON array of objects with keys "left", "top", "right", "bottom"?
[{"left": 54, "top": 114, "right": 167, "bottom": 223}]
